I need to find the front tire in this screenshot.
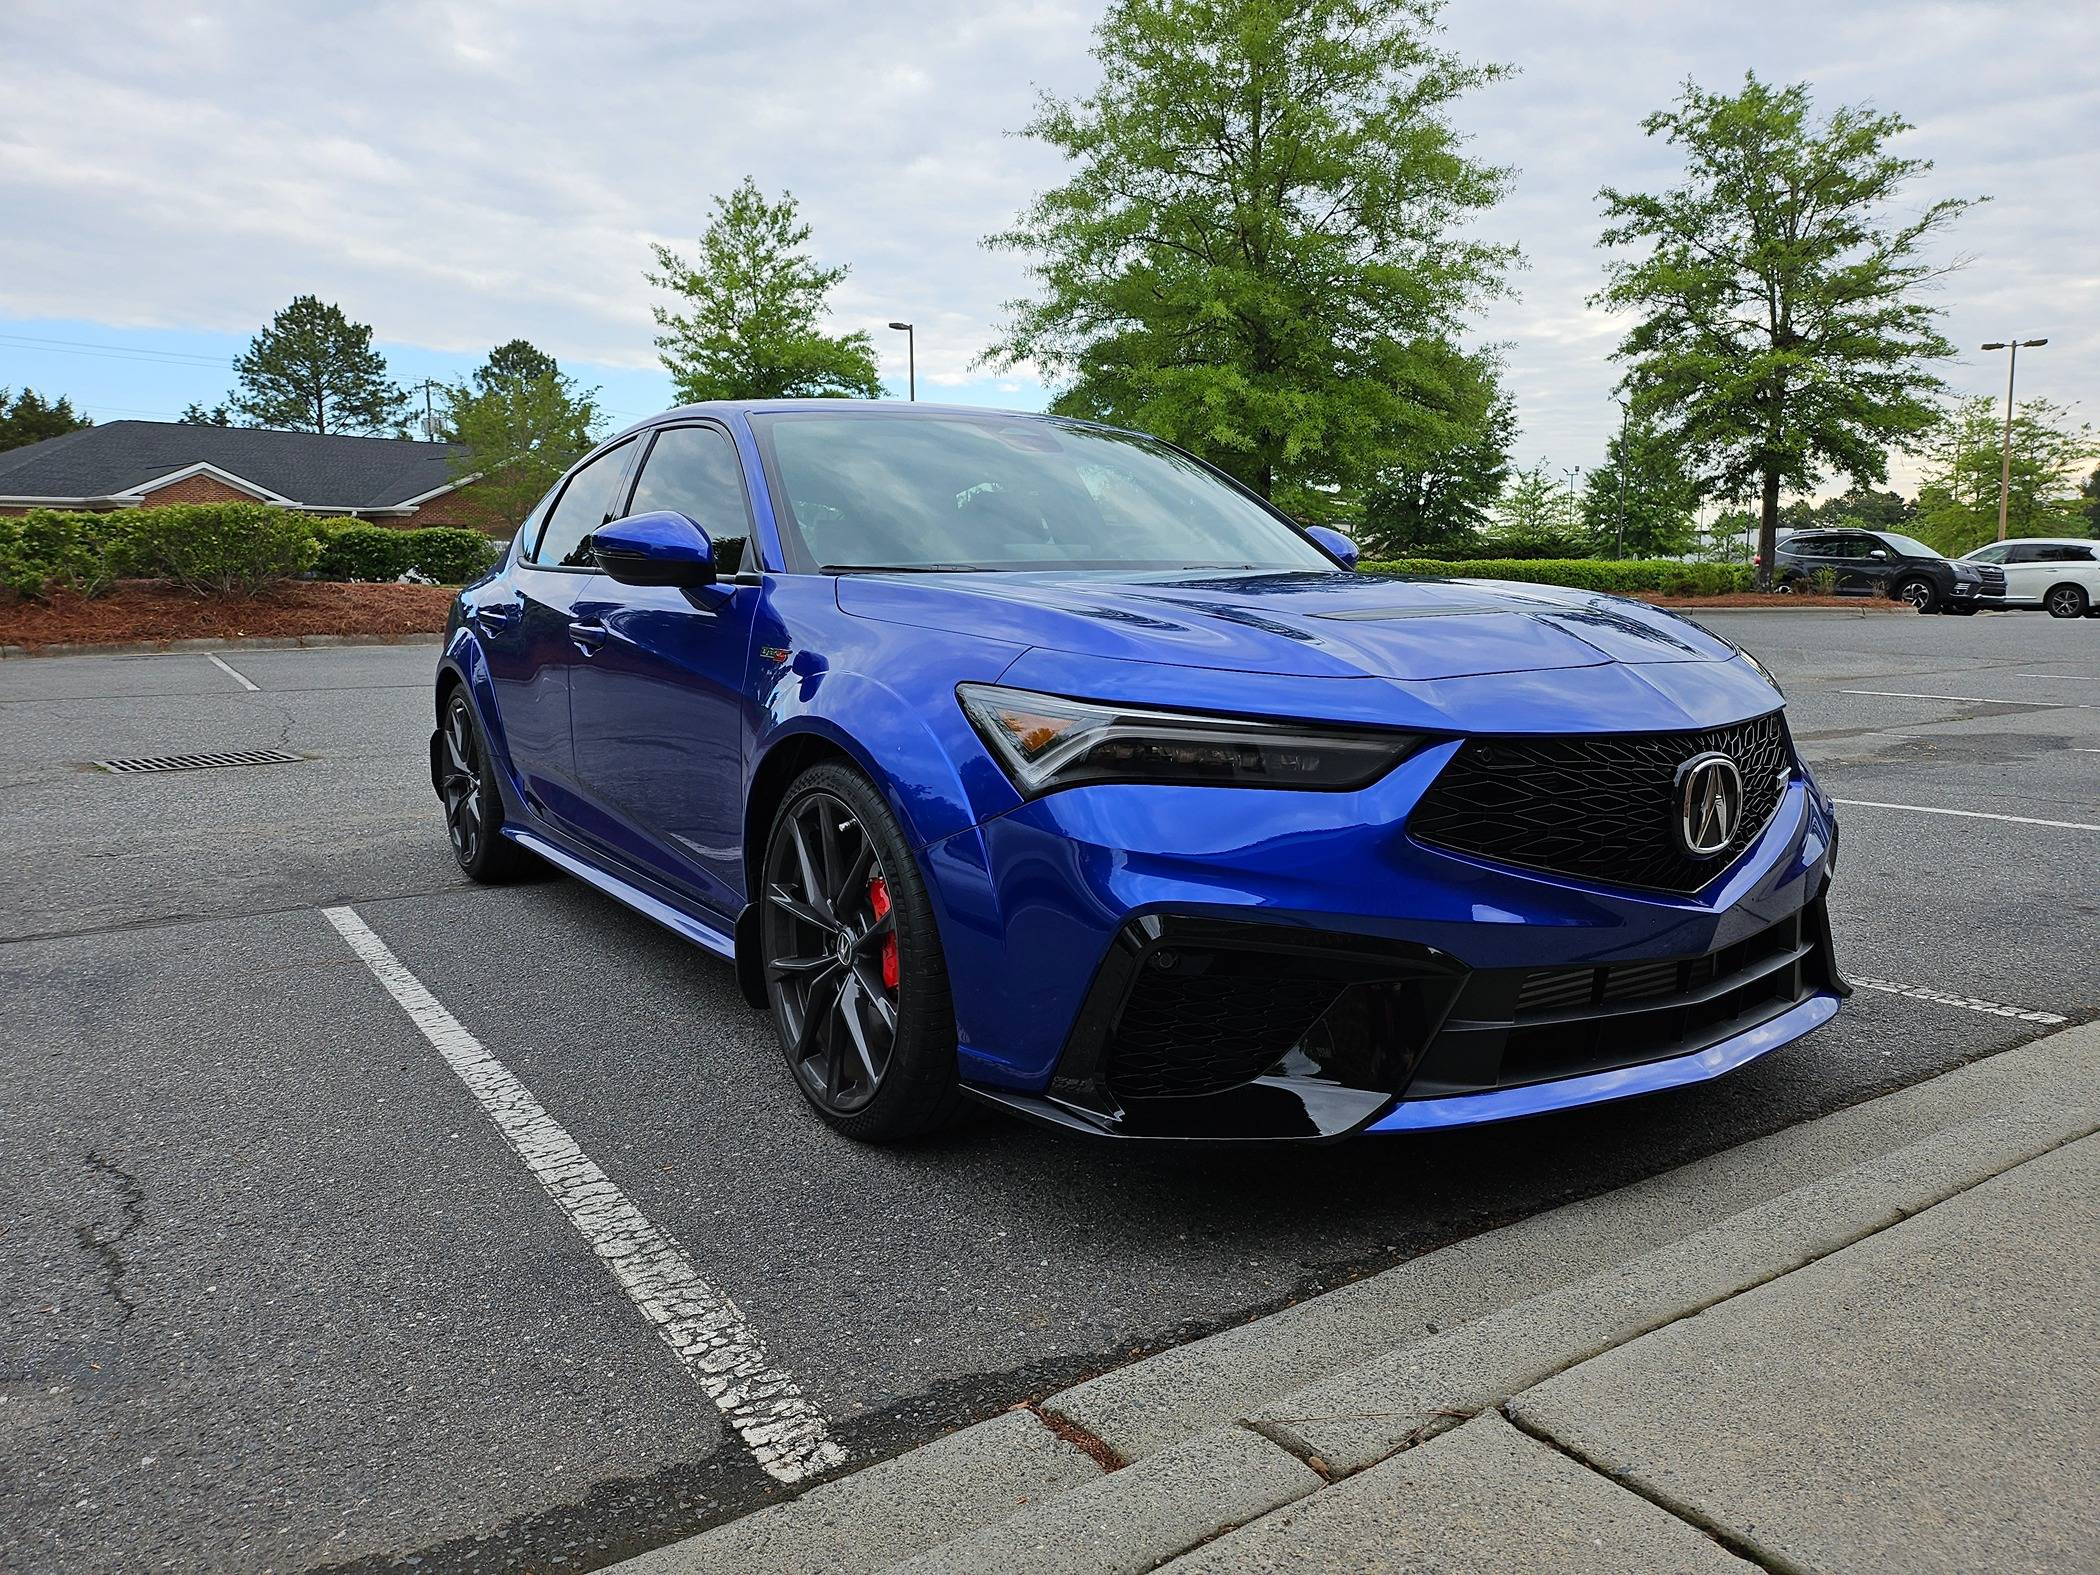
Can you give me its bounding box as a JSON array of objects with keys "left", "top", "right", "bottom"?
[
  {"left": 759, "top": 762, "right": 961, "bottom": 1142},
  {"left": 1896, "top": 577, "right": 1938, "bottom": 614},
  {"left": 439, "top": 688, "right": 533, "bottom": 883},
  {"left": 2046, "top": 583, "right": 2088, "bottom": 619}
]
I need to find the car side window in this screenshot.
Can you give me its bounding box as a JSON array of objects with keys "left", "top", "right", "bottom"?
[
  {"left": 1966, "top": 543, "right": 2009, "bottom": 565},
  {"left": 531, "top": 440, "right": 635, "bottom": 569},
  {"left": 1821, "top": 538, "right": 1862, "bottom": 560},
  {"left": 623, "top": 425, "right": 753, "bottom": 574},
  {"left": 2040, "top": 544, "right": 2094, "bottom": 563}
]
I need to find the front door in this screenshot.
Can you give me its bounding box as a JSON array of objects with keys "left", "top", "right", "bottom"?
[{"left": 565, "top": 422, "right": 761, "bottom": 918}]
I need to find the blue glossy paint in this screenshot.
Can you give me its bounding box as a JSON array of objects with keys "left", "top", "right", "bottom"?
[{"left": 438, "top": 400, "right": 1841, "bottom": 1138}]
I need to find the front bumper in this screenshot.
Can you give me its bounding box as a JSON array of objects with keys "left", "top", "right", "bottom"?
[{"left": 926, "top": 737, "right": 1844, "bottom": 1141}]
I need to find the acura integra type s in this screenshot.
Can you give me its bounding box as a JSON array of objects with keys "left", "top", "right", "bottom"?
[{"left": 431, "top": 403, "right": 1847, "bottom": 1143}]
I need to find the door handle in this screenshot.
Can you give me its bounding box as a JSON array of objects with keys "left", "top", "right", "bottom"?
[
  {"left": 567, "top": 619, "right": 609, "bottom": 655},
  {"left": 472, "top": 603, "right": 518, "bottom": 630}
]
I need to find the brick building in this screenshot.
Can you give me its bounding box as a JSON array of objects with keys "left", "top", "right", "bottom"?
[{"left": 0, "top": 421, "right": 493, "bottom": 529}]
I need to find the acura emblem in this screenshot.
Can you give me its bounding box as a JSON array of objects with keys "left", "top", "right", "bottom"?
[{"left": 1675, "top": 751, "right": 1744, "bottom": 857}]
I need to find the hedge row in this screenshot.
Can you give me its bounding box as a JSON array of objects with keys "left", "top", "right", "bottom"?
[
  {"left": 0, "top": 504, "right": 499, "bottom": 600},
  {"left": 1360, "top": 557, "right": 1755, "bottom": 596}
]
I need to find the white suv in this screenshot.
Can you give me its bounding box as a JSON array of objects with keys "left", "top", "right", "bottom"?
[{"left": 1960, "top": 538, "right": 2100, "bottom": 618}]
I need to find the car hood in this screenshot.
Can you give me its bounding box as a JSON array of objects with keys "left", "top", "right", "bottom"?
[{"left": 835, "top": 569, "right": 1735, "bottom": 681}]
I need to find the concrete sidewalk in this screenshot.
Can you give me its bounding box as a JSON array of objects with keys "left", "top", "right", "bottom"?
[{"left": 616, "top": 1022, "right": 2100, "bottom": 1575}]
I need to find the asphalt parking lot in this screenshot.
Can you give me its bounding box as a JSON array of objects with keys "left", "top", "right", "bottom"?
[{"left": 3, "top": 609, "right": 2096, "bottom": 1573}]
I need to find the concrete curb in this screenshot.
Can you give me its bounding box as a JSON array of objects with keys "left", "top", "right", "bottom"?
[
  {"left": 611, "top": 1021, "right": 2099, "bottom": 1575},
  {"left": 0, "top": 631, "right": 444, "bottom": 658}
]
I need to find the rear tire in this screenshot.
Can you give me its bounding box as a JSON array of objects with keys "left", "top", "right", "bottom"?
[
  {"left": 2046, "top": 583, "right": 2088, "bottom": 619},
  {"left": 759, "top": 762, "right": 961, "bottom": 1143},
  {"left": 439, "top": 688, "right": 534, "bottom": 883},
  {"left": 1896, "top": 577, "right": 1938, "bottom": 614}
]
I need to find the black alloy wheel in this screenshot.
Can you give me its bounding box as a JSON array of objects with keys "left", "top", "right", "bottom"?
[
  {"left": 2046, "top": 583, "right": 2088, "bottom": 619},
  {"left": 440, "top": 689, "right": 531, "bottom": 882},
  {"left": 760, "top": 763, "right": 960, "bottom": 1140}
]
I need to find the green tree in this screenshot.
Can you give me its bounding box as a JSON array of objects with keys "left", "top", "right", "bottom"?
[
  {"left": 2081, "top": 466, "right": 2100, "bottom": 535},
  {"left": 443, "top": 344, "right": 603, "bottom": 533},
  {"left": 1484, "top": 463, "right": 1592, "bottom": 558},
  {"left": 1596, "top": 74, "right": 1978, "bottom": 586},
  {"left": 0, "top": 386, "right": 93, "bottom": 451},
  {"left": 1909, "top": 395, "right": 2097, "bottom": 555},
  {"left": 983, "top": 0, "right": 1515, "bottom": 510},
  {"left": 1356, "top": 347, "right": 1514, "bottom": 558},
  {"left": 1581, "top": 419, "right": 1699, "bottom": 558},
  {"left": 227, "top": 295, "right": 408, "bottom": 435},
  {"left": 647, "top": 179, "right": 881, "bottom": 402},
  {"left": 1809, "top": 483, "right": 1913, "bottom": 530},
  {"left": 179, "top": 401, "right": 232, "bottom": 426}
]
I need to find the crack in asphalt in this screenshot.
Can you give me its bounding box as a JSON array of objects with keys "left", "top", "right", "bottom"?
[{"left": 74, "top": 1150, "right": 146, "bottom": 1327}]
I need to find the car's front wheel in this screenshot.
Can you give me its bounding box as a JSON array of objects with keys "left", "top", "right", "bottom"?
[
  {"left": 1895, "top": 577, "right": 1938, "bottom": 614},
  {"left": 759, "top": 762, "right": 961, "bottom": 1142},
  {"left": 2045, "top": 583, "right": 2089, "bottom": 619}
]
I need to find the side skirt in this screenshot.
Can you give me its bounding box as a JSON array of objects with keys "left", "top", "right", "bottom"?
[{"left": 503, "top": 826, "right": 737, "bottom": 962}]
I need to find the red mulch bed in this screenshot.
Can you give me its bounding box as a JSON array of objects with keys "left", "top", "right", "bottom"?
[
  {"left": 0, "top": 581, "right": 456, "bottom": 651},
  {"left": 1636, "top": 592, "right": 1907, "bottom": 611}
]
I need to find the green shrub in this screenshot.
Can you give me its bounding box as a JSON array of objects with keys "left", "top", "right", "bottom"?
[
  {"left": 0, "top": 508, "right": 132, "bottom": 599},
  {"left": 120, "top": 503, "right": 320, "bottom": 594},
  {"left": 311, "top": 520, "right": 498, "bottom": 583},
  {"left": 399, "top": 527, "right": 500, "bottom": 584},
  {"left": 1360, "top": 558, "right": 1755, "bottom": 597}
]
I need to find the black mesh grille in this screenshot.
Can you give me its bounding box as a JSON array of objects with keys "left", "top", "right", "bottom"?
[
  {"left": 1409, "top": 711, "right": 1792, "bottom": 895},
  {"left": 1106, "top": 967, "right": 1343, "bottom": 1100}
]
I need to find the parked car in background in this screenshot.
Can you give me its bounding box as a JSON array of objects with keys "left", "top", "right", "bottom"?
[
  {"left": 1957, "top": 538, "right": 2100, "bottom": 618},
  {"left": 1767, "top": 528, "right": 2003, "bottom": 614}
]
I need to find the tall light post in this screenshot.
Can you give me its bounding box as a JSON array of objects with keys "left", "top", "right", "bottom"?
[
  {"left": 1980, "top": 338, "right": 2047, "bottom": 541},
  {"left": 887, "top": 321, "right": 915, "bottom": 402},
  {"left": 1612, "top": 399, "right": 1629, "bottom": 561}
]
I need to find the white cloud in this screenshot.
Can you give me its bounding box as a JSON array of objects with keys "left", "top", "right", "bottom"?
[{"left": 1, "top": 0, "right": 2092, "bottom": 498}]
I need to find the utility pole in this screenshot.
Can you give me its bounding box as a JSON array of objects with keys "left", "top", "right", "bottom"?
[
  {"left": 1979, "top": 338, "right": 2047, "bottom": 541},
  {"left": 410, "top": 378, "right": 444, "bottom": 441},
  {"left": 887, "top": 322, "right": 915, "bottom": 401},
  {"left": 1613, "top": 401, "right": 1629, "bottom": 560}
]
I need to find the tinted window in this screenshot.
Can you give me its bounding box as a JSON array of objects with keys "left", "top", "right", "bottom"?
[
  {"left": 532, "top": 440, "right": 634, "bottom": 568},
  {"left": 750, "top": 411, "right": 1333, "bottom": 574},
  {"left": 626, "top": 425, "right": 751, "bottom": 574},
  {"left": 1818, "top": 537, "right": 1866, "bottom": 560},
  {"left": 2006, "top": 544, "right": 2045, "bottom": 564},
  {"left": 2044, "top": 544, "right": 2095, "bottom": 563}
]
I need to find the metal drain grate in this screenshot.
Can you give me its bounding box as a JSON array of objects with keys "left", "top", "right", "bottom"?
[{"left": 96, "top": 749, "right": 305, "bottom": 774}]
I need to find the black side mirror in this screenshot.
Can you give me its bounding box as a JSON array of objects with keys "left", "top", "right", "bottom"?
[{"left": 593, "top": 511, "right": 717, "bottom": 587}]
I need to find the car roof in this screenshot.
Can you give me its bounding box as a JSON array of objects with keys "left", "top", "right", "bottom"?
[
  {"left": 1977, "top": 536, "right": 2094, "bottom": 547},
  {"left": 607, "top": 399, "right": 1075, "bottom": 443}
]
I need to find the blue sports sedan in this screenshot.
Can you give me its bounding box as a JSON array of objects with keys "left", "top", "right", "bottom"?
[{"left": 431, "top": 402, "right": 1847, "bottom": 1143}]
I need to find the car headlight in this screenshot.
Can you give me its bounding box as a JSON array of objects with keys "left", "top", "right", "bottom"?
[
  {"left": 957, "top": 684, "right": 1422, "bottom": 796},
  {"left": 1737, "top": 646, "right": 1783, "bottom": 695}
]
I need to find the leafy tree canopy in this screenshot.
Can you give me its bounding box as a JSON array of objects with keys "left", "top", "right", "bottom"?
[
  {"left": 1910, "top": 395, "right": 2097, "bottom": 555},
  {"left": 227, "top": 295, "right": 409, "bottom": 436},
  {"left": 1355, "top": 345, "right": 1514, "bottom": 558},
  {"left": 1596, "top": 73, "right": 1978, "bottom": 584},
  {"left": 180, "top": 401, "right": 232, "bottom": 427},
  {"left": 1580, "top": 418, "right": 1700, "bottom": 558},
  {"left": 444, "top": 348, "right": 604, "bottom": 534},
  {"left": 648, "top": 178, "right": 881, "bottom": 402},
  {"left": 984, "top": 0, "right": 1516, "bottom": 506},
  {"left": 1808, "top": 483, "right": 1914, "bottom": 530},
  {"left": 0, "top": 386, "right": 93, "bottom": 451},
  {"left": 1482, "top": 462, "right": 1593, "bottom": 559}
]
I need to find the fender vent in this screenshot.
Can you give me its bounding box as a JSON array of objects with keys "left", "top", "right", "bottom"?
[{"left": 95, "top": 749, "right": 304, "bottom": 774}]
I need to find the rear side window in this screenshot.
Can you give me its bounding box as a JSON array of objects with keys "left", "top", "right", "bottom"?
[
  {"left": 2007, "top": 544, "right": 2045, "bottom": 564},
  {"left": 625, "top": 425, "right": 752, "bottom": 574},
  {"left": 2043, "top": 544, "right": 2095, "bottom": 563},
  {"left": 531, "top": 440, "right": 634, "bottom": 568}
]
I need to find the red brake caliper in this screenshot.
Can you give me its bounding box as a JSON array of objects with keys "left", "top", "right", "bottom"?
[{"left": 868, "top": 876, "right": 899, "bottom": 990}]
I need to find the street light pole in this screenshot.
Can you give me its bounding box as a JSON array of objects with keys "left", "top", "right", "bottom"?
[
  {"left": 1613, "top": 400, "right": 1628, "bottom": 561},
  {"left": 1980, "top": 338, "right": 2047, "bottom": 541},
  {"left": 887, "top": 321, "right": 915, "bottom": 402}
]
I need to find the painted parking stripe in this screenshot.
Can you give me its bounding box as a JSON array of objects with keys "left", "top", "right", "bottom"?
[
  {"left": 1832, "top": 799, "right": 2100, "bottom": 832},
  {"left": 322, "top": 905, "right": 847, "bottom": 1485},
  {"left": 205, "top": 652, "right": 259, "bottom": 691},
  {"left": 2015, "top": 674, "right": 2100, "bottom": 683},
  {"left": 1851, "top": 975, "right": 2068, "bottom": 1026},
  {"left": 1836, "top": 688, "right": 2092, "bottom": 708}
]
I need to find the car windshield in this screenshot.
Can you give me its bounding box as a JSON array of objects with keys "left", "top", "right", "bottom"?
[
  {"left": 749, "top": 411, "right": 1334, "bottom": 573},
  {"left": 1879, "top": 533, "right": 1941, "bottom": 559}
]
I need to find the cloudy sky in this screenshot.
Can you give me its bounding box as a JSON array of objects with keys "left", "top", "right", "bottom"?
[{"left": 2, "top": 0, "right": 2092, "bottom": 498}]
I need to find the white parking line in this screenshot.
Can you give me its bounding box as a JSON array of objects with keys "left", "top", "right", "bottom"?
[
  {"left": 322, "top": 905, "right": 847, "bottom": 1485},
  {"left": 205, "top": 652, "right": 259, "bottom": 691},
  {"left": 2016, "top": 674, "right": 2100, "bottom": 683},
  {"left": 1836, "top": 688, "right": 2090, "bottom": 708},
  {"left": 1831, "top": 799, "right": 2100, "bottom": 832},
  {"left": 1851, "top": 976, "right": 2068, "bottom": 1026}
]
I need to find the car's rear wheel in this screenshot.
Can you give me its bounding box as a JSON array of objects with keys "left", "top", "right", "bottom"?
[
  {"left": 439, "top": 688, "right": 533, "bottom": 883},
  {"left": 759, "top": 763, "right": 961, "bottom": 1142},
  {"left": 2045, "top": 583, "right": 2088, "bottom": 619},
  {"left": 1896, "top": 577, "right": 1937, "bottom": 614}
]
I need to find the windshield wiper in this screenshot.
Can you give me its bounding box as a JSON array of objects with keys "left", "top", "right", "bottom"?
[{"left": 820, "top": 562, "right": 987, "bottom": 574}]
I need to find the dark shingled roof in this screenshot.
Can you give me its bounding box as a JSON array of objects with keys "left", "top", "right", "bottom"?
[{"left": 0, "top": 421, "right": 470, "bottom": 509}]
